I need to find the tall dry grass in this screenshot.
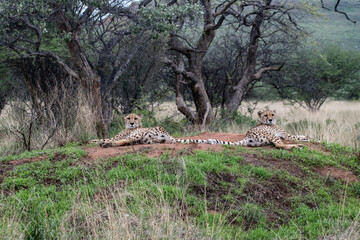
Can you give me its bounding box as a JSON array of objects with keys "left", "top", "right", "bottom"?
[
  {"left": 56, "top": 186, "right": 209, "bottom": 240},
  {"left": 156, "top": 101, "right": 360, "bottom": 148},
  {"left": 239, "top": 101, "right": 360, "bottom": 149},
  {"left": 0, "top": 100, "right": 96, "bottom": 155}
]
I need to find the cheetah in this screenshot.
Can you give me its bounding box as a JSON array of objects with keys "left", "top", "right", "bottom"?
[
  {"left": 207, "top": 109, "right": 313, "bottom": 150},
  {"left": 93, "top": 113, "right": 209, "bottom": 148}
]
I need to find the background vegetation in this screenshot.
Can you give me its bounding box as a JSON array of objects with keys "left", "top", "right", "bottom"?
[
  {"left": 0, "top": 0, "right": 359, "bottom": 154},
  {"left": 0, "top": 1, "right": 359, "bottom": 239}
]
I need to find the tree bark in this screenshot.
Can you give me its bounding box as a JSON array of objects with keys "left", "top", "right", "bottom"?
[{"left": 52, "top": 5, "right": 108, "bottom": 138}]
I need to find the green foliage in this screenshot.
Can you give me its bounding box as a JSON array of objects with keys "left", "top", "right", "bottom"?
[
  {"left": 138, "top": 3, "right": 203, "bottom": 38},
  {"left": 267, "top": 45, "right": 360, "bottom": 110}
]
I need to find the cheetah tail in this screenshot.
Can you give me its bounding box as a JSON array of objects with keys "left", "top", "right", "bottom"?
[
  {"left": 207, "top": 138, "right": 247, "bottom": 146},
  {"left": 167, "top": 136, "right": 209, "bottom": 144}
]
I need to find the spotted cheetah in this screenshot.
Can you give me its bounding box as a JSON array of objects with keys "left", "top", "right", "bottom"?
[
  {"left": 208, "top": 109, "right": 312, "bottom": 150},
  {"left": 93, "top": 113, "right": 208, "bottom": 148}
]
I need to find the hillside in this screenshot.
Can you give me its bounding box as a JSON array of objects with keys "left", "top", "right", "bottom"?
[
  {"left": 1, "top": 133, "right": 359, "bottom": 239},
  {"left": 302, "top": 0, "right": 360, "bottom": 50}
]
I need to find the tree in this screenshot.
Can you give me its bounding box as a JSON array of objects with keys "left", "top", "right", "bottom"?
[
  {"left": 266, "top": 46, "right": 360, "bottom": 111},
  {"left": 225, "top": 0, "right": 300, "bottom": 112},
  {"left": 164, "top": 0, "right": 302, "bottom": 125},
  {"left": 163, "top": 0, "right": 227, "bottom": 125},
  {"left": 0, "top": 0, "right": 151, "bottom": 138}
]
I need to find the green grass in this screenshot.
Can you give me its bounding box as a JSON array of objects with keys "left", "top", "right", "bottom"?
[
  {"left": 0, "top": 143, "right": 359, "bottom": 239},
  {"left": 0, "top": 142, "right": 86, "bottom": 163}
]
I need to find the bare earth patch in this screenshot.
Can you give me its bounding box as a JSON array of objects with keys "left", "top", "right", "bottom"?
[{"left": 316, "top": 166, "right": 359, "bottom": 183}]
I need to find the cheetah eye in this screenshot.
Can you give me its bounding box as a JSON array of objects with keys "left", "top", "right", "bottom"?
[
  {"left": 134, "top": 118, "right": 138, "bottom": 120},
  {"left": 127, "top": 118, "right": 130, "bottom": 120},
  {"left": 264, "top": 114, "right": 268, "bottom": 117},
  {"left": 272, "top": 114, "right": 275, "bottom": 116}
]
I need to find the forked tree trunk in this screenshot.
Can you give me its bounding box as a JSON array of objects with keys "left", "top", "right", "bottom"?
[
  {"left": 171, "top": 53, "right": 214, "bottom": 125},
  {"left": 227, "top": 2, "right": 282, "bottom": 113}
]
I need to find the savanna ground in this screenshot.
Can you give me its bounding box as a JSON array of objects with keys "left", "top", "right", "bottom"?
[{"left": 0, "top": 101, "right": 360, "bottom": 239}]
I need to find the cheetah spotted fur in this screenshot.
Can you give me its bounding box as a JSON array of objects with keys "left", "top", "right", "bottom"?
[{"left": 208, "top": 109, "right": 313, "bottom": 150}]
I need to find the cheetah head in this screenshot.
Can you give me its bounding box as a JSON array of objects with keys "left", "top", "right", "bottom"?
[
  {"left": 124, "top": 113, "right": 143, "bottom": 129},
  {"left": 258, "top": 109, "right": 277, "bottom": 125}
]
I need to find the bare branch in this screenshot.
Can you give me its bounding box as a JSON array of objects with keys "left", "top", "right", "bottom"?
[
  {"left": 321, "top": 0, "right": 356, "bottom": 23},
  {"left": 77, "top": 6, "right": 95, "bottom": 27},
  {"left": 334, "top": 0, "right": 356, "bottom": 24},
  {"left": 112, "top": 33, "right": 148, "bottom": 85},
  {"left": 24, "top": 51, "right": 80, "bottom": 80},
  {"left": 201, "top": 102, "right": 211, "bottom": 132},
  {"left": 214, "top": 0, "right": 237, "bottom": 17},
  {"left": 320, "top": 0, "right": 331, "bottom": 11},
  {"left": 253, "top": 64, "right": 284, "bottom": 80}
]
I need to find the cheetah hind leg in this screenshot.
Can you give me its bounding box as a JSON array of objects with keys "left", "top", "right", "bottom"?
[
  {"left": 100, "top": 139, "right": 133, "bottom": 148},
  {"left": 270, "top": 135, "right": 305, "bottom": 150},
  {"left": 274, "top": 142, "right": 305, "bottom": 150}
]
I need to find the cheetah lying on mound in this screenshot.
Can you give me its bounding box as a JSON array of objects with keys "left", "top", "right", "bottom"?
[
  {"left": 92, "top": 113, "right": 209, "bottom": 148},
  {"left": 208, "top": 109, "right": 313, "bottom": 150}
]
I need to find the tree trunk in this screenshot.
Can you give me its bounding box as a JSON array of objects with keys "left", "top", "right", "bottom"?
[
  {"left": 52, "top": 7, "right": 108, "bottom": 138},
  {"left": 226, "top": 12, "right": 264, "bottom": 113},
  {"left": 171, "top": 53, "right": 214, "bottom": 125},
  {"left": 66, "top": 37, "right": 107, "bottom": 138},
  {"left": 189, "top": 78, "right": 214, "bottom": 125},
  {"left": 226, "top": 3, "right": 282, "bottom": 113}
]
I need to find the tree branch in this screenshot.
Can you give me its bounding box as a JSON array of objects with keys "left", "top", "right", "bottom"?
[
  {"left": 334, "top": 0, "right": 356, "bottom": 24},
  {"left": 169, "top": 34, "right": 192, "bottom": 58},
  {"left": 321, "top": 0, "right": 356, "bottom": 24},
  {"left": 77, "top": 6, "right": 95, "bottom": 27},
  {"left": 214, "top": 0, "right": 237, "bottom": 17},
  {"left": 24, "top": 51, "right": 80, "bottom": 80},
  {"left": 21, "top": 16, "right": 42, "bottom": 51},
  {"left": 164, "top": 58, "right": 197, "bottom": 83},
  {"left": 253, "top": 64, "right": 283, "bottom": 80},
  {"left": 201, "top": 102, "right": 210, "bottom": 132},
  {"left": 111, "top": 33, "right": 147, "bottom": 85},
  {"left": 174, "top": 58, "right": 196, "bottom": 123}
]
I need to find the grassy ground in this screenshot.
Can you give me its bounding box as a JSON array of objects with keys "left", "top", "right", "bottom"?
[{"left": 0, "top": 142, "right": 359, "bottom": 239}]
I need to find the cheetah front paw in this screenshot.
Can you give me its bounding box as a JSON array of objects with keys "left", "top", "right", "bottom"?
[{"left": 100, "top": 142, "right": 113, "bottom": 148}]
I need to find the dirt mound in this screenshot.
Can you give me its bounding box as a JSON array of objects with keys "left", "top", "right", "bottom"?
[
  {"left": 86, "top": 132, "right": 245, "bottom": 160},
  {"left": 3, "top": 132, "right": 358, "bottom": 185}
]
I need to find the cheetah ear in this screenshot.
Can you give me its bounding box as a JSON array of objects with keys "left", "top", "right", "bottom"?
[
  {"left": 139, "top": 114, "right": 143, "bottom": 119},
  {"left": 273, "top": 110, "right": 276, "bottom": 114},
  {"left": 258, "top": 111, "right": 263, "bottom": 117}
]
